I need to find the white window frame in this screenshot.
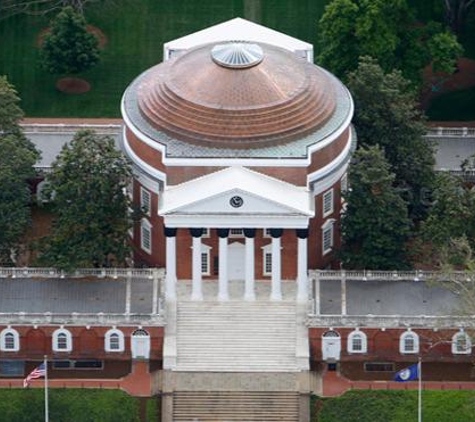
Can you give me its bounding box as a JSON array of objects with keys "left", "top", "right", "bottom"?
[
  {"left": 53, "top": 328, "right": 73, "bottom": 352},
  {"left": 0, "top": 328, "right": 20, "bottom": 352},
  {"left": 263, "top": 228, "right": 272, "bottom": 238},
  {"left": 399, "top": 330, "right": 419, "bottom": 354},
  {"left": 322, "top": 220, "right": 335, "bottom": 256},
  {"left": 201, "top": 244, "right": 211, "bottom": 276},
  {"left": 323, "top": 189, "right": 334, "bottom": 217},
  {"left": 140, "top": 187, "right": 151, "bottom": 217},
  {"left": 201, "top": 228, "right": 210, "bottom": 238},
  {"left": 140, "top": 218, "right": 152, "bottom": 254},
  {"left": 229, "top": 229, "right": 244, "bottom": 238},
  {"left": 262, "top": 244, "right": 272, "bottom": 276},
  {"left": 347, "top": 329, "right": 367, "bottom": 354},
  {"left": 105, "top": 328, "right": 125, "bottom": 353},
  {"left": 452, "top": 331, "right": 472, "bottom": 355}
]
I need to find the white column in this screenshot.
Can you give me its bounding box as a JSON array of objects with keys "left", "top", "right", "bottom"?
[
  {"left": 314, "top": 273, "right": 321, "bottom": 315},
  {"left": 244, "top": 235, "right": 255, "bottom": 301},
  {"left": 271, "top": 234, "right": 282, "bottom": 301},
  {"left": 297, "top": 236, "right": 308, "bottom": 302},
  {"left": 341, "top": 270, "right": 347, "bottom": 316},
  {"left": 218, "top": 235, "right": 229, "bottom": 301},
  {"left": 191, "top": 235, "right": 203, "bottom": 300},
  {"left": 165, "top": 235, "right": 177, "bottom": 301}
]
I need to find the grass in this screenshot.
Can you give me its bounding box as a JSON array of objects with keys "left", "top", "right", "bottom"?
[
  {"left": 0, "top": 0, "right": 329, "bottom": 118},
  {"left": 313, "top": 390, "right": 475, "bottom": 422},
  {"left": 0, "top": 388, "right": 159, "bottom": 422}
]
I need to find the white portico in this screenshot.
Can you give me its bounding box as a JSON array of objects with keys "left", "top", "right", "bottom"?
[{"left": 159, "top": 167, "right": 314, "bottom": 302}]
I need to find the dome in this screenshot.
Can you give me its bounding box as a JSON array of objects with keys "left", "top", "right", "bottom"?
[{"left": 135, "top": 41, "right": 339, "bottom": 149}]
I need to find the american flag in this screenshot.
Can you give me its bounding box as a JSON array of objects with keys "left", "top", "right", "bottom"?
[{"left": 23, "top": 363, "right": 46, "bottom": 388}]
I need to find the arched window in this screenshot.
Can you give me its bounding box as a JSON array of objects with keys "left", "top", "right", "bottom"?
[
  {"left": 452, "top": 331, "right": 472, "bottom": 355},
  {"left": 105, "top": 329, "right": 125, "bottom": 352},
  {"left": 52, "top": 328, "right": 72, "bottom": 352},
  {"left": 0, "top": 328, "right": 20, "bottom": 352},
  {"left": 347, "top": 330, "right": 367, "bottom": 354},
  {"left": 399, "top": 331, "right": 419, "bottom": 354}
]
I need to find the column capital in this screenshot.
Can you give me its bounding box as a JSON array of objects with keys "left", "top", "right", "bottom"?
[
  {"left": 217, "top": 228, "right": 230, "bottom": 238},
  {"left": 296, "top": 228, "right": 309, "bottom": 239},
  {"left": 270, "top": 228, "right": 283, "bottom": 238},
  {"left": 164, "top": 227, "right": 177, "bottom": 238},
  {"left": 244, "top": 228, "right": 256, "bottom": 238},
  {"left": 189, "top": 228, "right": 204, "bottom": 238}
]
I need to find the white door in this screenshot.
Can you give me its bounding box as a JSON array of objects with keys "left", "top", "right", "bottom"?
[
  {"left": 131, "top": 329, "right": 151, "bottom": 359},
  {"left": 322, "top": 330, "right": 341, "bottom": 361},
  {"left": 227, "top": 242, "right": 245, "bottom": 280}
]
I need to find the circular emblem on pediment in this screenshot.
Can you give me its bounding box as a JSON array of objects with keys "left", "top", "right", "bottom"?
[{"left": 230, "top": 196, "right": 244, "bottom": 208}]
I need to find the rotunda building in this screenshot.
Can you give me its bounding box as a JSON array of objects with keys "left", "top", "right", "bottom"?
[{"left": 121, "top": 23, "right": 354, "bottom": 301}]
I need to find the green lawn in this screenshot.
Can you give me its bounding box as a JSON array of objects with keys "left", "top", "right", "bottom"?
[
  {"left": 313, "top": 390, "right": 475, "bottom": 422},
  {"left": 0, "top": 0, "right": 329, "bottom": 118},
  {"left": 0, "top": 388, "right": 158, "bottom": 422}
]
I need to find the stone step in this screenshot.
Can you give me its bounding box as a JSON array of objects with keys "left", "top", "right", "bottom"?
[{"left": 173, "top": 391, "right": 300, "bottom": 421}]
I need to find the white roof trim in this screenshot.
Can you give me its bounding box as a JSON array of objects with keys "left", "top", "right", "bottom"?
[
  {"left": 159, "top": 166, "right": 313, "bottom": 216},
  {"left": 164, "top": 18, "right": 313, "bottom": 61}
]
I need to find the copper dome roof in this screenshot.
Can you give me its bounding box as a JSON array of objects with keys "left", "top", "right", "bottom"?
[{"left": 136, "top": 42, "right": 338, "bottom": 149}]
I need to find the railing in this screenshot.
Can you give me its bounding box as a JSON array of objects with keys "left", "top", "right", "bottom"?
[
  {"left": 307, "top": 314, "right": 475, "bottom": 329},
  {"left": 21, "top": 123, "right": 121, "bottom": 135},
  {"left": 0, "top": 267, "right": 163, "bottom": 279},
  {"left": 425, "top": 127, "right": 475, "bottom": 138},
  {"left": 0, "top": 312, "right": 165, "bottom": 325},
  {"left": 309, "top": 269, "right": 473, "bottom": 282}
]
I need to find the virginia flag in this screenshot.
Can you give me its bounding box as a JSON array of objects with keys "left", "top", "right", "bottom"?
[{"left": 394, "top": 363, "right": 419, "bottom": 382}]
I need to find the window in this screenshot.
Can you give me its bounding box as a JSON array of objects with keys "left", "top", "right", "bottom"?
[
  {"left": 201, "top": 228, "right": 210, "bottom": 238},
  {"left": 348, "top": 330, "right": 367, "bottom": 354},
  {"left": 399, "top": 331, "right": 419, "bottom": 354},
  {"left": 105, "top": 329, "right": 125, "bottom": 352},
  {"left": 52, "top": 360, "right": 103, "bottom": 370},
  {"left": 0, "top": 329, "right": 20, "bottom": 352},
  {"left": 229, "top": 229, "right": 244, "bottom": 238},
  {"left": 52, "top": 329, "right": 72, "bottom": 352},
  {"left": 323, "top": 189, "right": 334, "bottom": 217},
  {"left": 0, "top": 360, "right": 25, "bottom": 376},
  {"left": 127, "top": 206, "right": 134, "bottom": 239},
  {"left": 452, "top": 331, "right": 472, "bottom": 355},
  {"left": 264, "top": 229, "right": 272, "bottom": 238},
  {"left": 364, "top": 362, "right": 395, "bottom": 372},
  {"left": 140, "top": 219, "right": 152, "bottom": 254},
  {"left": 322, "top": 222, "right": 334, "bottom": 255},
  {"left": 263, "top": 245, "right": 272, "bottom": 276},
  {"left": 140, "top": 187, "right": 151, "bottom": 216},
  {"left": 201, "top": 247, "right": 211, "bottom": 276}
]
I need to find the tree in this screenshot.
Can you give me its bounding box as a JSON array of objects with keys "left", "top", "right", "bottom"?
[
  {"left": 340, "top": 146, "right": 412, "bottom": 270},
  {"left": 40, "top": 6, "right": 99, "bottom": 75},
  {"left": 428, "top": 30, "right": 464, "bottom": 73},
  {"left": 318, "top": 0, "right": 463, "bottom": 84},
  {"left": 38, "top": 130, "right": 132, "bottom": 271},
  {"left": 0, "top": 76, "right": 39, "bottom": 264},
  {"left": 0, "top": 0, "right": 97, "bottom": 20},
  {"left": 347, "top": 56, "right": 436, "bottom": 220},
  {"left": 444, "top": 0, "right": 475, "bottom": 34}
]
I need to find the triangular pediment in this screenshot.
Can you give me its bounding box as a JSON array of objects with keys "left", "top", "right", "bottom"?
[{"left": 159, "top": 167, "right": 313, "bottom": 217}]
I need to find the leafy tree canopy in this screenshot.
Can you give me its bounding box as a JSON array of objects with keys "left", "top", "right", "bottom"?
[
  {"left": 347, "top": 56, "right": 436, "bottom": 220},
  {"left": 38, "top": 130, "right": 132, "bottom": 271},
  {"left": 40, "top": 6, "right": 99, "bottom": 75},
  {"left": 318, "top": 0, "right": 463, "bottom": 84},
  {"left": 0, "top": 76, "right": 39, "bottom": 264},
  {"left": 340, "top": 146, "right": 412, "bottom": 270}
]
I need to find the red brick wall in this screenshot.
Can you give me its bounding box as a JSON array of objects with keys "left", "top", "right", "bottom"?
[{"left": 0, "top": 326, "right": 164, "bottom": 361}]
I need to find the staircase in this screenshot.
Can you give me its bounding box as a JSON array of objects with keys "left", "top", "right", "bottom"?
[
  {"left": 175, "top": 300, "right": 299, "bottom": 372},
  {"left": 172, "top": 391, "right": 300, "bottom": 422}
]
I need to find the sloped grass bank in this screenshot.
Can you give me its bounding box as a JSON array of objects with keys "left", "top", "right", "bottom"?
[
  {"left": 0, "top": 388, "right": 159, "bottom": 422},
  {"left": 313, "top": 390, "right": 475, "bottom": 422}
]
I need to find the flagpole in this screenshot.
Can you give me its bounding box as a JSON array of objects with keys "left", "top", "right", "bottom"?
[
  {"left": 418, "top": 356, "right": 422, "bottom": 422},
  {"left": 44, "top": 355, "right": 49, "bottom": 422}
]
